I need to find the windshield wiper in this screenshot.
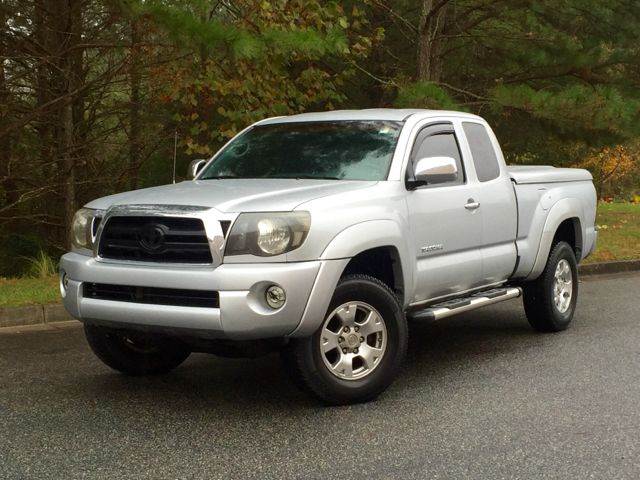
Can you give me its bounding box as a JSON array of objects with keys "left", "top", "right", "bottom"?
[{"left": 291, "top": 175, "right": 342, "bottom": 180}]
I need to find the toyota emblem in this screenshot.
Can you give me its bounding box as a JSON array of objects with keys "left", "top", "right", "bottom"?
[{"left": 138, "top": 223, "right": 167, "bottom": 253}]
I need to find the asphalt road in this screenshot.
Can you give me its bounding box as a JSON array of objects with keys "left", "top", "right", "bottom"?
[{"left": 1, "top": 273, "right": 639, "bottom": 479}]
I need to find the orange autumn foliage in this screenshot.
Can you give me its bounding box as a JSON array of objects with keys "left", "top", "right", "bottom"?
[{"left": 574, "top": 145, "right": 639, "bottom": 199}]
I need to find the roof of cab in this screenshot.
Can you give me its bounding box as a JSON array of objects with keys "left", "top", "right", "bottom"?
[{"left": 257, "top": 108, "right": 484, "bottom": 125}]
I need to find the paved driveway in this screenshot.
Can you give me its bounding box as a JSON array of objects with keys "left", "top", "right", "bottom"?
[{"left": 1, "top": 273, "right": 639, "bottom": 479}]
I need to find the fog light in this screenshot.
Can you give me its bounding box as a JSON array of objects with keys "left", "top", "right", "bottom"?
[{"left": 265, "top": 285, "right": 286, "bottom": 309}]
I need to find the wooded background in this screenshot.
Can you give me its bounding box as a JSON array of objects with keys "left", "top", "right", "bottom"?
[{"left": 1, "top": 0, "right": 639, "bottom": 275}]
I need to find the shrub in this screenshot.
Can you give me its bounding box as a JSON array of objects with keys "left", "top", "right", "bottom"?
[
  {"left": 0, "top": 233, "right": 42, "bottom": 277},
  {"left": 573, "top": 144, "right": 639, "bottom": 199},
  {"left": 23, "top": 251, "right": 58, "bottom": 279}
]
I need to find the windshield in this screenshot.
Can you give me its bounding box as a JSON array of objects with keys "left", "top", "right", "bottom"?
[{"left": 199, "top": 120, "right": 403, "bottom": 181}]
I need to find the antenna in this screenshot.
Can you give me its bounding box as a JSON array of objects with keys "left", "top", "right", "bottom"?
[{"left": 172, "top": 129, "right": 178, "bottom": 184}]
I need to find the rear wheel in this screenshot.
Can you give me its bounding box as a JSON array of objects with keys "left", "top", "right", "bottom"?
[
  {"left": 84, "top": 324, "right": 190, "bottom": 375},
  {"left": 523, "top": 241, "right": 578, "bottom": 332},
  {"left": 282, "top": 274, "right": 408, "bottom": 405}
]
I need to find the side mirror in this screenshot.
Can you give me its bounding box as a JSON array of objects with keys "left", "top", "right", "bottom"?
[
  {"left": 187, "top": 159, "right": 207, "bottom": 180},
  {"left": 412, "top": 156, "right": 458, "bottom": 186}
]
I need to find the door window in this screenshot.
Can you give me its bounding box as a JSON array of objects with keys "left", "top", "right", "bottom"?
[{"left": 409, "top": 124, "right": 465, "bottom": 186}]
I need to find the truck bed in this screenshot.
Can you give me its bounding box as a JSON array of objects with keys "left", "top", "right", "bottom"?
[
  {"left": 508, "top": 165, "right": 592, "bottom": 184},
  {"left": 508, "top": 164, "right": 597, "bottom": 280}
]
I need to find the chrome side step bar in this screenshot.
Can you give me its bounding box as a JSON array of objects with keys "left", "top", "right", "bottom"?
[{"left": 408, "top": 287, "right": 522, "bottom": 321}]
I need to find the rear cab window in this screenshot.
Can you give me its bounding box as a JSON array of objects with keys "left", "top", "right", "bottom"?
[{"left": 462, "top": 122, "right": 501, "bottom": 182}]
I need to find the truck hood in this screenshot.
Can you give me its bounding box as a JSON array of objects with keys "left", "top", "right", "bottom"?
[{"left": 85, "top": 179, "right": 378, "bottom": 213}]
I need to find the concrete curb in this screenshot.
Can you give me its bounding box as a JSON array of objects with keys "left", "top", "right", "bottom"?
[
  {"left": 0, "top": 260, "right": 638, "bottom": 329},
  {"left": 0, "top": 303, "right": 74, "bottom": 329},
  {"left": 579, "top": 259, "right": 640, "bottom": 276}
]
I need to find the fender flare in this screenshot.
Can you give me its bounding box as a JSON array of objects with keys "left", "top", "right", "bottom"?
[
  {"left": 320, "top": 219, "right": 413, "bottom": 298},
  {"left": 526, "top": 197, "right": 584, "bottom": 280}
]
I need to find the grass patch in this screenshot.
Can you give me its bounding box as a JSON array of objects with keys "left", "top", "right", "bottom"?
[
  {"left": 0, "top": 202, "right": 638, "bottom": 308},
  {"left": 0, "top": 276, "right": 60, "bottom": 308},
  {"left": 586, "top": 201, "right": 640, "bottom": 263}
]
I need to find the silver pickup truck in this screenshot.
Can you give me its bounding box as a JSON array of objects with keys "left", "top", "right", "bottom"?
[{"left": 61, "top": 109, "right": 597, "bottom": 404}]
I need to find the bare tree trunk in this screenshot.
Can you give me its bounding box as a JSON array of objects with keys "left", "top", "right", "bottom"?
[
  {"left": 35, "top": 0, "right": 53, "bottom": 172},
  {"left": 60, "top": 0, "right": 83, "bottom": 248},
  {"left": 129, "top": 17, "right": 142, "bottom": 190},
  {"left": 62, "top": 90, "right": 76, "bottom": 248},
  {"left": 417, "top": 0, "right": 449, "bottom": 82},
  {"left": 0, "top": 5, "right": 16, "bottom": 206}
]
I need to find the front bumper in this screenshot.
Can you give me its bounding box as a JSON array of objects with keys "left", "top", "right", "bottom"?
[{"left": 60, "top": 252, "right": 348, "bottom": 340}]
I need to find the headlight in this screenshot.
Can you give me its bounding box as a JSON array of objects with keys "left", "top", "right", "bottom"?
[
  {"left": 225, "top": 212, "right": 311, "bottom": 257},
  {"left": 71, "top": 208, "right": 102, "bottom": 251}
]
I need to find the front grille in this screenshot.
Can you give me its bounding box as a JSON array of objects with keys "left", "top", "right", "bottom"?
[
  {"left": 98, "top": 216, "right": 213, "bottom": 263},
  {"left": 83, "top": 283, "right": 219, "bottom": 308}
]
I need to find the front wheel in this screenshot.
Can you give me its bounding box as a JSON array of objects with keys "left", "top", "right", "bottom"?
[
  {"left": 84, "top": 324, "right": 190, "bottom": 375},
  {"left": 282, "top": 275, "right": 408, "bottom": 405},
  {"left": 522, "top": 241, "right": 578, "bottom": 332}
]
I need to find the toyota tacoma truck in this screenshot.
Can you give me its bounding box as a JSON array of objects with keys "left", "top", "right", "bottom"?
[{"left": 60, "top": 109, "right": 597, "bottom": 405}]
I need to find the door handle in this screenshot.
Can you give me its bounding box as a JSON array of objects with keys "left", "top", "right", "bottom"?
[{"left": 465, "top": 199, "right": 480, "bottom": 210}]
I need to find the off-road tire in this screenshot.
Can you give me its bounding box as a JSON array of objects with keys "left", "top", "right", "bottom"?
[
  {"left": 84, "top": 324, "right": 190, "bottom": 375},
  {"left": 523, "top": 241, "right": 578, "bottom": 332},
  {"left": 282, "top": 274, "right": 408, "bottom": 405}
]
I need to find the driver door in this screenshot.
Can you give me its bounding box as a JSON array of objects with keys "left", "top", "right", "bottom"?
[{"left": 405, "top": 122, "right": 484, "bottom": 304}]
